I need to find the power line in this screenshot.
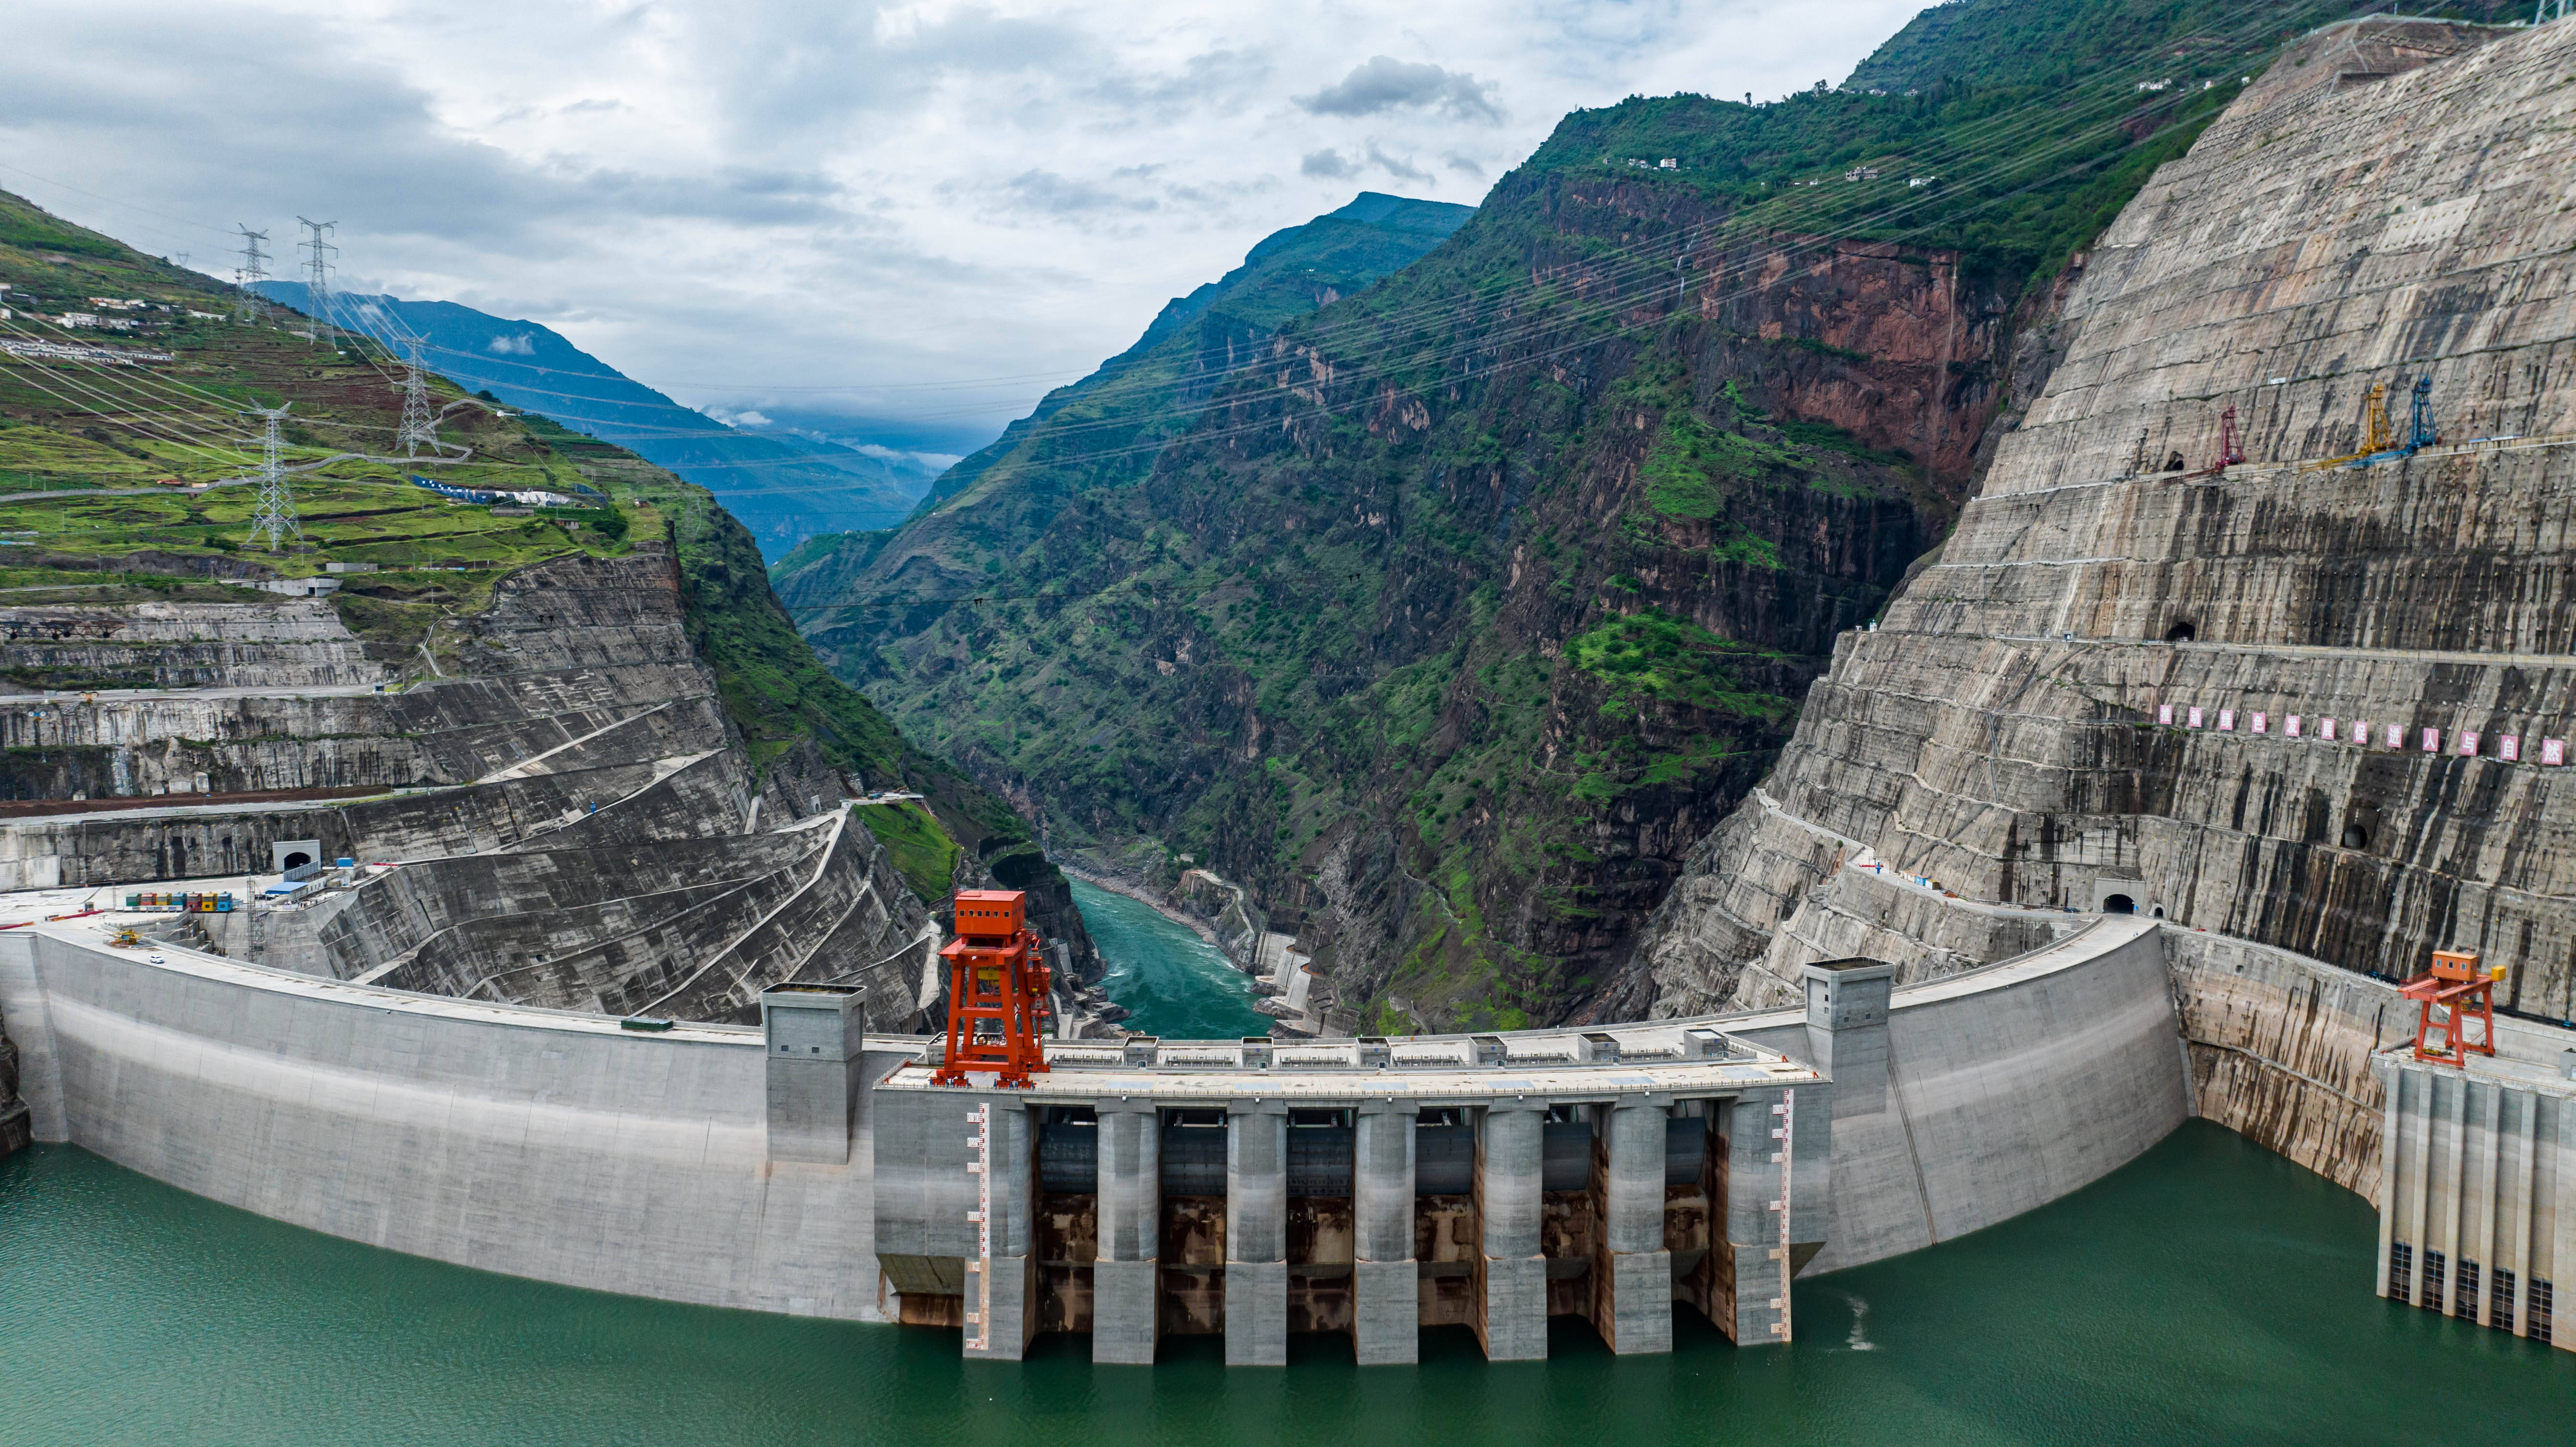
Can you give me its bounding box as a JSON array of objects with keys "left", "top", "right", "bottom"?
[{"left": 396, "top": 337, "right": 440, "bottom": 456}]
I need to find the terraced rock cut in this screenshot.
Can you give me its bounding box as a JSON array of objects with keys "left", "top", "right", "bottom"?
[{"left": 1630, "top": 16, "right": 2576, "bottom": 1060}]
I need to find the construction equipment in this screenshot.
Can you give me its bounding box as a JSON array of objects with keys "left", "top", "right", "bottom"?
[
  {"left": 2406, "top": 374, "right": 2438, "bottom": 452},
  {"left": 2360, "top": 382, "right": 2394, "bottom": 454},
  {"left": 927, "top": 889, "right": 1052, "bottom": 1088},
  {"left": 2314, "top": 379, "right": 2426, "bottom": 469},
  {"left": 109, "top": 925, "right": 141, "bottom": 949},
  {"left": 2215, "top": 404, "right": 2245, "bottom": 468},
  {"left": 2402, "top": 947, "right": 2508, "bottom": 1065}
]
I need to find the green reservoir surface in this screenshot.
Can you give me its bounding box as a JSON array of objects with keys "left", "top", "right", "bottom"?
[
  {"left": 1072, "top": 877, "right": 1270, "bottom": 1040},
  {"left": 1, "top": 1124, "right": 2565, "bottom": 1447}
]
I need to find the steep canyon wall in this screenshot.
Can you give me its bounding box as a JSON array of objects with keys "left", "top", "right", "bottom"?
[{"left": 1636, "top": 17, "right": 2570, "bottom": 1183}]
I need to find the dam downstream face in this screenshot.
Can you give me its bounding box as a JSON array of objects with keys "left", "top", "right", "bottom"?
[
  {"left": 2, "top": 1127, "right": 2563, "bottom": 1446},
  {"left": 1071, "top": 878, "right": 1269, "bottom": 1040}
]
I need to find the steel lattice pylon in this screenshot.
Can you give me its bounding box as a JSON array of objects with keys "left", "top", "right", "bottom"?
[
  {"left": 296, "top": 217, "right": 336, "bottom": 347},
  {"left": 246, "top": 405, "right": 302, "bottom": 552},
  {"left": 395, "top": 336, "right": 439, "bottom": 457},
  {"left": 233, "top": 225, "right": 270, "bottom": 322}
]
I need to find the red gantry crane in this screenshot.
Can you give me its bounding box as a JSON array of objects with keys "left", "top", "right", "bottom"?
[
  {"left": 928, "top": 889, "right": 1052, "bottom": 1087},
  {"left": 2402, "top": 947, "right": 2507, "bottom": 1065}
]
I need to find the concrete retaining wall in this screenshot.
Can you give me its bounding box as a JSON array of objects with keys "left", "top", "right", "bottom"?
[
  {"left": 0, "top": 927, "right": 887, "bottom": 1321},
  {"left": 2168, "top": 927, "right": 2403, "bottom": 1202}
]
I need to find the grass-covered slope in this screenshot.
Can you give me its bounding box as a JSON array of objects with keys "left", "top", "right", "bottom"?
[
  {"left": 0, "top": 186, "right": 1068, "bottom": 923},
  {"left": 254, "top": 282, "right": 931, "bottom": 559}
]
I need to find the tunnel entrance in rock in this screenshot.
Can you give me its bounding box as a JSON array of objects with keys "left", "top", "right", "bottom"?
[
  {"left": 2103, "top": 894, "right": 2136, "bottom": 914},
  {"left": 2341, "top": 800, "right": 2381, "bottom": 852},
  {"left": 281, "top": 851, "right": 312, "bottom": 871},
  {"left": 2164, "top": 621, "right": 2197, "bottom": 643}
]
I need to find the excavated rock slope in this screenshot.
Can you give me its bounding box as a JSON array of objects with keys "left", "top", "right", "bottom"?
[
  {"left": 1636, "top": 19, "right": 2576, "bottom": 1026},
  {"left": 0, "top": 550, "right": 937, "bottom": 1028}
]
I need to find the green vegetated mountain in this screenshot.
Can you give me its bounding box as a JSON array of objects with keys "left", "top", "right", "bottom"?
[
  {"left": 0, "top": 187, "right": 1081, "bottom": 947},
  {"left": 254, "top": 281, "right": 936, "bottom": 559},
  {"left": 768, "top": 192, "right": 1473, "bottom": 592},
  {"left": 785, "top": 0, "right": 2515, "bottom": 1035}
]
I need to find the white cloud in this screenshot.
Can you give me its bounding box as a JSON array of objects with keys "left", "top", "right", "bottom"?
[
  {"left": 1300, "top": 56, "right": 1503, "bottom": 123},
  {"left": 486, "top": 333, "right": 535, "bottom": 354},
  {"left": 708, "top": 407, "right": 774, "bottom": 427},
  {"left": 1, "top": 0, "right": 1926, "bottom": 454}
]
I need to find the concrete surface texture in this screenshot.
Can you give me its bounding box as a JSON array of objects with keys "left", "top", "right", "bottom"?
[
  {"left": 1637, "top": 17, "right": 2576, "bottom": 1026},
  {"left": 2168, "top": 927, "right": 2400, "bottom": 1201},
  {"left": 1719, "top": 916, "right": 2188, "bottom": 1272},
  {"left": 0, "top": 924, "right": 887, "bottom": 1319},
  {"left": 0, "top": 597, "right": 383, "bottom": 690}
]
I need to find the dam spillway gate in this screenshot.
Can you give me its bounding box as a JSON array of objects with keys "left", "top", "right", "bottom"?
[{"left": 866, "top": 1024, "right": 1827, "bottom": 1364}]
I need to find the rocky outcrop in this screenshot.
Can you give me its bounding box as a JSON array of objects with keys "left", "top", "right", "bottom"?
[{"left": 1636, "top": 18, "right": 2573, "bottom": 1038}]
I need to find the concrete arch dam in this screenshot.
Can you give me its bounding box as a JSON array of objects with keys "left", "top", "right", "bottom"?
[{"left": 5, "top": 912, "right": 2242, "bottom": 1364}]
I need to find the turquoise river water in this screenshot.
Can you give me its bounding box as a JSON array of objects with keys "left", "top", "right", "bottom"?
[
  {"left": 1074, "top": 877, "right": 1269, "bottom": 1040},
  {"left": 0, "top": 889, "right": 2565, "bottom": 1444}
]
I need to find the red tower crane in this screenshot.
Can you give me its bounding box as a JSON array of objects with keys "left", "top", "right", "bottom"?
[
  {"left": 2215, "top": 404, "right": 2245, "bottom": 468},
  {"left": 928, "top": 889, "right": 1052, "bottom": 1087},
  {"left": 2402, "top": 947, "right": 2505, "bottom": 1065}
]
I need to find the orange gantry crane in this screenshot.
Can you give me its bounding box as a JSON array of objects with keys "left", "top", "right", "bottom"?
[
  {"left": 2402, "top": 947, "right": 2507, "bottom": 1065},
  {"left": 928, "top": 889, "right": 1052, "bottom": 1087}
]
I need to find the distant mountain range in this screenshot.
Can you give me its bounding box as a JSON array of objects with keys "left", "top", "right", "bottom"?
[{"left": 253, "top": 282, "right": 939, "bottom": 559}]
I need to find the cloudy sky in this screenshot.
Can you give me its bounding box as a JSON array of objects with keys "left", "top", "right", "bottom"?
[{"left": 2, "top": 0, "right": 1920, "bottom": 455}]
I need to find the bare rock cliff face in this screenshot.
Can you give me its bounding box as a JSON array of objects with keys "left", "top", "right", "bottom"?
[
  {"left": 1635, "top": 19, "right": 2576, "bottom": 1026},
  {"left": 1688, "top": 234, "right": 2005, "bottom": 483}
]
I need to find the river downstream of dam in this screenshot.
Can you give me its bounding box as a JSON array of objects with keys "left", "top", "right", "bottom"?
[{"left": 1074, "top": 877, "right": 1271, "bottom": 1040}]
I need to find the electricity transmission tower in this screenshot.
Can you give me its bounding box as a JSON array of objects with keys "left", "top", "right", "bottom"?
[
  {"left": 2540, "top": 0, "right": 2575, "bottom": 24},
  {"left": 296, "top": 217, "right": 336, "bottom": 345},
  {"left": 246, "top": 405, "right": 302, "bottom": 551},
  {"left": 234, "top": 226, "right": 271, "bottom": 321},
  {"left": 394, "top": 334, "right": 439, "bottom": 457}
]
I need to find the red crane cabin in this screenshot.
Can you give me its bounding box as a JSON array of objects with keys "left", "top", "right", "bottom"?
[
  {"left": 2403, "top": 947, "right": 2505, "bottom": 1065},
  {"left": 929, "top": 889, "right": 1051, "bottom": 1087}
]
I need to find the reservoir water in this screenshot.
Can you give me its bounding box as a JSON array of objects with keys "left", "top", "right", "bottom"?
[
  {"left": 1, "top": 1126, "right": 2565, "bottom": 1446},
  {"left": 1071, "top": 877, "right": 1269, "bottom": 1040}
]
